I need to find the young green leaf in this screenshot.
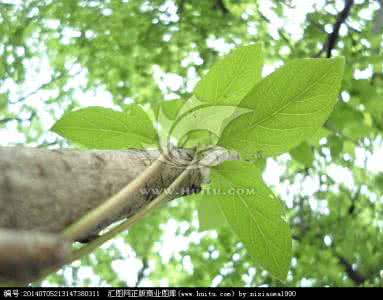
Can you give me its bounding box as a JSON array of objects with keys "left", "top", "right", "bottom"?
[
  {"left": 152, "top": 99, "right": 185, "bottom": 121},
  {"left": 155, "top": 95, "right": 250, "bottom": 149},
  {"left": 194, "top": 43, "right": 264, "bottom": 105},
  {"left": 209, "top": 161, "right": 292, "bottom": 280},
  {"left": 51, "top": 106, "right": 157, "bottom": 149},
  {"left": 218, "top": 57, "right": 345, "bottom": 157},
  {"left": 169, "top": 103, "right": 250, "bottom": 146},
  {"left": 156, "top": 42, "right": 264, "bottom": 148}
]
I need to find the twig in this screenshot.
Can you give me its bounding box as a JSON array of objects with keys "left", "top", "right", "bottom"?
[
  {"left": 10, "top": 69, "right": 81, "bottom": 104},
  {"left": 317, "top": 0, "right": 354, "bottom": 58},
  {"left": 0, "top": 111, "right": 36, "bottom": 125},
  {"left": 214, "top": 0, "right": 229, "bottom": 15},
  {"left": 135, "top": 258, "right": 148, "bottom": 286},
  {"left": 335, "top": 254, "right": 366, "bottom": 285},
  {"left": 293, "top": 232, "right": 366, "bottom": 285},
  {"left": 0, "top": 117, "right": 17, "bottom": 124}
]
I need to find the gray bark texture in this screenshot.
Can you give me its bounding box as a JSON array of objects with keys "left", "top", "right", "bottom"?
[
  {"left": 0, "top": 229, "right": 70, "bottom": 282},
  {"left": 0, "top": 146, "right": 204, "bottom": 238},
  {"left": 0, "top": 146, "right": 236, "bottom": 283}
]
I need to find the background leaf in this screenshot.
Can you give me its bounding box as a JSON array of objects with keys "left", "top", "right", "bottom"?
[
  {"left": 290, "top": 142, "right": 314, "bottom": 167},
  {"left": 51, "top": 106, "right": 157, "bottom": 149}
]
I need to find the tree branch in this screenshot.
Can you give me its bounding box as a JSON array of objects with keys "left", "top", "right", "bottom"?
[
  {"left": 318, "top": 0, "right": 354, "bottom": 58},
  {"left": 0, "top": 229, "right": 70, "bottom": 283},
  {"left": 0, "top": 146, "right": 236, "bottom": 239},
  {"left": 372, "top": 0, "right": 383, "bottom": 34},
  {"left": 135, "top": 257, "right": 148, "bottom": 287},
  {"left": 0, "top": 111, "right": 36, "bottom": 125},
  {"left": 62, "top": 153, "right": 170, "bottom": 241},
  {"left": 29, "top": 156, "right": 200, "bottom": 285},
  {"left": 335, "top": 254, "right": 366, "bottom": 285},
  {"left": 213, "top": 0, "right": 229, "bottom": 15},
  {"left": 9, "top": 69, "right": 80, "bottom": 105},
  {"left": 0, "top": 147, "right": 200, "bottom": 239}
]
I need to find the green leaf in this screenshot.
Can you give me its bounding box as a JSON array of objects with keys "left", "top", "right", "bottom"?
[
  {"left": 152, "top": 99, "right": 185, "bottom": 121},
  {"left": 169, "top": 102, "right": 250, "bottom": 146},
  {"left": 209, "top": 161, "right": 292, "bottom": 280},
  {"left": 155, "top": 43, "right": 264, "bottom": 148},
  {"left": 156, "top": 96, "right": 250, "bottom": 149},
  {"left": 290, "top": 142, "right": 314, "bottom": 167},
  {"left": 343, "top": 140, "right": 355, "bottom": 157},
  {"left": 254, "top": 158, "right": 267, "bottom": 173},
  {"left": 196, "top": 194, "right": 227, "bottom": 231},
  {"left": 327, "top": 135, "right": 343, "bottom": 159},
  {"left": 343, "top": 122, "right": 373, "bottom": 140},
  {"left": 182, "top": 131, "right": 216, "bottom": 147},
  {"left": 329, "top": 102, "right": 363, "bottom": 130},
  {"left": 306, "top": 127, "right": 330, "bottom": 146},
  {"left": 374, "top": 173, "right": 383, "bottom": 193},
  {"left": 366, "top": 97, "right": 383, "bottom": 114},
  {"left": 194, "top": 43, "right": 264, "bottom": 105},
  {"left": 0, "top": 93, "right": 7, "bottom": 111},
  {"left": 218, "top": 57, "right": 345, "bottom": 157},
  {"left": 51, "top": 106, "right": 157, "bottom": 149}
]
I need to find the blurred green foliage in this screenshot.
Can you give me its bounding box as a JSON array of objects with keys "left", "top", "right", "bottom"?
[{"left": 1, "top": 0, "right": 382, "bottom": 287}]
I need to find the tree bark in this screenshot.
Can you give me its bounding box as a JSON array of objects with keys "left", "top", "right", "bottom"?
[
  {"left": 0, "top": 229, "right": 70, "bottom": 283},
  {"left": 0, "top": 146, "right": 237, "bottom": 282},
  {"left": 0, "top": 147, "right": 206, "bottom": 239}
]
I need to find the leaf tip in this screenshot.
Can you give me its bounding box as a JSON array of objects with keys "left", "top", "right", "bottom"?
[{"left": 49, "top": 121, "right": 60, "bottom": 135}]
